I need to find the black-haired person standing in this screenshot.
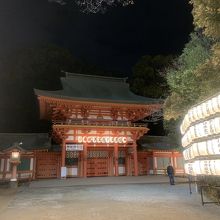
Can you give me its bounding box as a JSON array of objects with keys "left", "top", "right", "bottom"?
[{"left": 167, "top": 163, "right": 175, "bottom": 185}]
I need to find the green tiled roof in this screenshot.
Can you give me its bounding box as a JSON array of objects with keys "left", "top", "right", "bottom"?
[
  {"left": 138, "top": 135, "right": 178, "bottom": 150},
  {"left": 35, "top": 72, "right": 160, "bottom": 104},
  {"left": 0, "top": 133, "right": 51, "bottom": 151}
]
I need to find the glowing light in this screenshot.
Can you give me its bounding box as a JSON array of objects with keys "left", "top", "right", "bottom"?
[
  {"left": 11, "top": 152, "right": 20, "bottom": 159},
  {"left": 183, "top": 137, "right": 220, "bottom": 161},
  {"left": 181, "top": 93, "right": 220, "bottom": 176},
  {"left": 180, "top": 93, "right": 220, "bottom": 134},
  {"left": 181, "top": 117, "right": 220, "bottom": 148},
  {"left": 185, "top": 160, "right": 220, "bottom": 176},
  {"left": 77, "top": 136, "right": 127, "bottom": 144}
]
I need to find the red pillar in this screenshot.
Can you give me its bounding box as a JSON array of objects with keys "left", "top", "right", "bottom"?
[
  {"left": 172, "top": 152, "right": 177, "bottom": 169},
  {"left": 79, "top": 151, "right": 84, "bottom": 177},
  {"left": 114, "top": 144, "right": 119, "bottom": 176},
  {"left": 133, "top": 144, "right": 138, "bottom": 176},
  {"left": 83, "top": 143, "right": 87, "bottom": 178},
  {"left": 33, "top": 153, "right": 36, "bottom": 180},
  {"left": 126, "top": 153, "right": 131, "bottom": 176},
  {"left": 61, "top": 141, "right": 66, "bottom": 167},
  {"left": 3, "top": 157, "right": 7, "bottom": 179},
  {"left": 61, "top": 140, "right": 67, "bottom": 178},
  {"left": 11, "top": 164, "right": 17, "bottom": 181},
  {"left": 153, "top": 152, "right": 157, "bottom": 174}
]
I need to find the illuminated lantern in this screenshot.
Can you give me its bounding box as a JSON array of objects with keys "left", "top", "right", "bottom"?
[
  {"left": 185, "top": 160, "right": 220, "bottom": 176},
  {"left": 185, "top": 114, "right": 190, "bottom": 128},
  {"left": 207, "top": 139, "right": 214, "bottom": 155},
  {"left": 195, "top": 123, "right": 203, "bottom": 138},
  {"left": 197, "top": 105, "right": 203, "bottom": 120},
  {"left": 188, "top": 109, "right": 194, "bottom": 123},
  {"left": 181, "top": 93, "right": 220, "bottom": 177},
  {"left": 194, "top": 160, "right": 202, "bottom": 175},
  {"left": 203, "top": 121, "right": 209, "bottom": 136},
  {"left": 218, "top": 94, "right": 220, "bottom": 109},
  {"left": 180, "top": 125, "right": 184, "bottom": 135},
  {"left": 208, "top": 119, "right": 215, "bottom": 134},
  {"left": 212, "top": 138, "right": 220, "bottom": 155},
  {"left": 201, "top": 102, "right": 209, "bottom": 118},
  {"left": 192, "top": 107, "right": 199, "bottom": 121},
  {"left": 181, "top": 134, "right": 189, "bottom": 148},
  {"left": 207, "top": 99, "right": 214, "bottom": 115},
  {"left": 184, "top": 163, "right": 195, "bottom": 175},
  {"left": 189, "top": 126, "right": 195, "bottom": 140},
  {"left": 211, "top": 160, "right": 220, "bottom": 175},
  {"left": 198, "top": 141, "right": 207, "bottom": 156},
  {"left": 191, "top": 143, "right": 198, "bottom": 158},
  {"left": 183, "top": 149, "right": 188, "bottom": 160},
  {"left": 211, "top": 97, "right": 219, "bottom": 112},
  {"left": 214, "top": 117, "right": 220, "bottom": 133}
]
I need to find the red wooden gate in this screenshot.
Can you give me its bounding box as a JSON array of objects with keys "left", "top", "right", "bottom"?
[
  {"left": 87, "top": 150, "right": 109, "bottom": 177},
  {"left": 36, "top": 152, "right": 61, "bottom": 179},
  {"left": 87, "top": 158, "right": 109, "bottom": 176}
]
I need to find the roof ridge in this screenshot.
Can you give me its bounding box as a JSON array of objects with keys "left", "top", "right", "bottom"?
[
  {"left": 0, "top": 133, "right": 48, "bottom": 135},
  {"left": 61, "top": 71, "right": 128, "bottom": 83}
]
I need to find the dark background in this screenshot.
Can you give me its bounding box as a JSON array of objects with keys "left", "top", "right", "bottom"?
[{"left": 0, "top": 0, "right": 193, "bottom": 133}]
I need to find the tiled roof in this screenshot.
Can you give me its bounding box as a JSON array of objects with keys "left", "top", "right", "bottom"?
[
  {"left": 35, "top": 72, "right": 160, "bottom": 104},
  {"left": 138, "top": 135, "right": 178, "bottom": 150},
  {"left": 0, "top": 133, "right": 51, "bottom": 151}
]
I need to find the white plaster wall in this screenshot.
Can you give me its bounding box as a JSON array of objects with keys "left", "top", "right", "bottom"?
[
  {"left": 0, "top": 159, "right": 4, "bottom": 172},
  {"left": 67, "top": 168, "right": 78, "bottom": 176},
  {"left": 118, "top": 166, "right": 125, "bottom": 175},
  {"left": 30, "top": 158, "right": 34, "bottom": 171}
]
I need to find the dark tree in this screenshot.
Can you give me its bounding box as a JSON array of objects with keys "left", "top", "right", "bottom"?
[
  {"left": 0, "top": 45, "right": 112, "bottom": 132},
  {"left": 130, "top": 55, "right": 173, "bottom": 99}
]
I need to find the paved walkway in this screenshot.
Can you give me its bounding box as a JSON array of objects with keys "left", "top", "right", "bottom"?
[
  {"left": 30, "top": 175, "right": 188, "bottom": 188},
  {"left": 1, "top": 176, "right": 220, "bottom": 220}
]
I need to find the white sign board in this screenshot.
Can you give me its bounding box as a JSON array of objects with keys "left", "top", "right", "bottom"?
[
  {"left": 61, "top": 166, "right": 67, "bottom": 178},
  {"left": 66, "top": 144, "right": 83, "bottom": 151}
]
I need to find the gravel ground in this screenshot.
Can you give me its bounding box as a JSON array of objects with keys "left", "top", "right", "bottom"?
[{"left": 0, "top": 180, "right": 220, "bottom": 220}]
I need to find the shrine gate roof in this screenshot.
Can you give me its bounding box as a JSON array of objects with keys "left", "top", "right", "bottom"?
[{"left": 35, "top": 72, "right": 160, "bottom": 104}]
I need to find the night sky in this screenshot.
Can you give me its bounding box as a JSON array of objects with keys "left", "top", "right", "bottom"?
[
  {"left": 0, "top": 0, "right": 193, "bottom": 133},
  {"left": 0, "top": 0, "right": 193, "bottom": 74}
]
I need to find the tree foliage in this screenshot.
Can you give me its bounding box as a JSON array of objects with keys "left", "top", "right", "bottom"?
[
  {"left": 130, "top": 55, "right": 172, "bottom": 99},
  {"left": 187, "top": 1, "right": 220, "bottom": 100},
  {"left": 49, "top": 0, "right": 134, "bottom": 13},
  {"left": 164, "top": 0, "right": 220, "bottom": 144},
  {"left": 190, "top": 0, "right": 220, "bottom": 39},
  {"left": 164, "top": 32, "right": 212, "bottom": 121},
  {"left": 194, "top": 42, "right": 220, "bottom": 99},
  {"left": 0, "top": 45, "right": 113, "bottom": 132}
]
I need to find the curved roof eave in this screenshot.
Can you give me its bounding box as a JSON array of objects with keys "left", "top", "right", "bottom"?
[{"left": 34, "top": 89, "right": 161, "bottom": 105}]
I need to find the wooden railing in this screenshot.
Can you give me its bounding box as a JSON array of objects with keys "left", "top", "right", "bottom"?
[{"left": 52, "top": 119, "right": 146, "bottom": 128}]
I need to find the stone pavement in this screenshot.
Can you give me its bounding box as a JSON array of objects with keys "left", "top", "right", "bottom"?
[
  {"left": 29, "top": 175, "right": 189, "bottom": 188},
  {"left": 1, "top": 176, "right": 220, "bottom": 220}
]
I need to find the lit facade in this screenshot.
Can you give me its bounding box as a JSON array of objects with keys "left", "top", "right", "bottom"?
[
  {"left": 0, "top": 73, "right": 184, "bottom": 181},
  {"left": 35, "top": 72, "right": 162, "bottom": 178}
]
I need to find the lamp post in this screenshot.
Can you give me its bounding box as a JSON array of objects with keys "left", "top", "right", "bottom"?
[{"left": 9, "top": 149, "right": 21, "bottom": 188}]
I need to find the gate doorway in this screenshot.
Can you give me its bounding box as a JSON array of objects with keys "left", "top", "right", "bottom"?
[
  {"left": 36, "top": 152, "right": 61, "bottom": 179},
  {"left": 87, "top": 150, "right": 112, "bottom": 177}
]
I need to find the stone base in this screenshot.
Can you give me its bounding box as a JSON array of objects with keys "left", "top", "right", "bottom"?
[{"left": 10, "top": 180, "right": 18, "bottom": 188}]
